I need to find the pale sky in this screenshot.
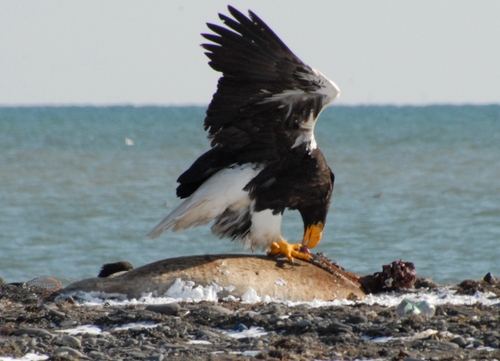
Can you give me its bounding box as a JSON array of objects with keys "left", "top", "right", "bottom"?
[{"left": 1, "top": 0, "right": 499, "bottom": 106}]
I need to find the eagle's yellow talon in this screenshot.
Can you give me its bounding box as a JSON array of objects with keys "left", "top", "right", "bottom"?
[{"left": 268, "top": 239, "right": 311, "bottom": 262}]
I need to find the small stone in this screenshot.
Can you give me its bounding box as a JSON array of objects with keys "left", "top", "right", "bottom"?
[
  {"left": 484, "top": 272, "right": 496, "bottom": 284},
  {"left": 54, "top": 346, "right": 85, "bottom": 357},
  {"left": 61, "top": 334, "right": 82, "bottom": 349},
  {"left": 199, "top": 329, "right": 219, "bottom": 339},
  {"left": 28, "top": 346, "right": 46, "bottom": 354},
  {"left": 146, "top": 303, "right": 181, "bottom": 316},
  {"left": 123, "top": 339, "right": 139, "bottom": 347},
  {"left": 28, "top": 338, "right": 37, "bottom": 347},
  {"left": 472, "top": 339, "right": 484, "bottom": 347},
  {"left": 49, "top": 309, "right": 66, "bottom": 318},
  {"left": 145, "top": 355, "right": 164, "bottom": 361},
  {"left": 327, "top": 321, "right": 352, "bottom": 333},
  {"left": 346, "top": 314, "right": 368, "bottom": 324},
  {"left": 484, "top": 330, "right": 500, "bottom": 337},
  {"left": 487, "top": 339, "right": 500, "bottom": 348},
  {"left": 88, "top": 350, "right": 108, "bottom": 359},
  {"left": 13, "top": 328, "right": 54, "bottom": 339},
  {"left": 129, "top": 352, "right": 148, "bottom": 359},
  {"left": 83, "top": 337, "right": 97, "bottom": 347},
  {"left": 59, "top": 320, "right": 78, "bottom": 327},
  {"left": 436, "top": 319, "right": 447, "bottom": 331},
  {"left": 450, "top": 336, "right": 468, "bottom": 348},
  {"left": 296, "top": 319, "right": 312, "bottom": 329},
  {"left": 423, "top": 340, "right": 460, "bottom": 350},
  {"left": 200, "top": 305, "right": 232, "bottom": 314}
]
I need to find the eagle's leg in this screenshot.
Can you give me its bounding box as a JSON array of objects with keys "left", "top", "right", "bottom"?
[{"left": 268, "top": 238, "right": 311, "bottom": 262}]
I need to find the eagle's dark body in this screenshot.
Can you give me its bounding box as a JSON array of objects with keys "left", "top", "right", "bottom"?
[{"left": 148, "top": 6, "right": 340, "bottom": 258}]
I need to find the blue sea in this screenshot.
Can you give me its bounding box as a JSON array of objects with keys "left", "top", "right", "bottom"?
[{"left": 1, "top": 105, "right": 499, "bottom": 286}]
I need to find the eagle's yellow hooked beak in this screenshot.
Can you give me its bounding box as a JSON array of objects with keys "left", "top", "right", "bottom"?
[{"left": 302, "top": 222, "right": 324, "bottom": 249}]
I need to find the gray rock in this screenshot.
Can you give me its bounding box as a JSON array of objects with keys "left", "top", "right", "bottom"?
[
  {"left": 472, "top": 339, "right": 484, "bottom": 347},
  {"left": 40, "top": 303, "right": 67, "bottom": 318},
  {"left": 145, "top": 355, "right": 164, "bottom": 361},
  {"left": 146, "top": 302, "right": 181, "bottom": 316},
  {"left": 129, "top": 352, "right": 148, "bottom": 359},
  {"left": 346, "top": 314, "right": 368, "bottom": 324},
  {"left": 59, "top": 320, "right": 78, "bottom": 327},
  {"left": 424, "top": 340, "right": 460, "bottom": 350},
  {"left": 13, "top": 328, "right": 54, "bottom": 339},
  {"left": 327, "top": 321, "right": 353, "bottom": 333},
  {"left": 450, "top": 336, "right": 468, "bottom": 348},
  {"left": 83, "top": 337, "right": 98, "bottom": 347},
  {"left": 53, "top": 346, "right": 85, "bottom": 357},
  {"left": 61, "top": 334, "right": 82, "bottom": 349},
  {"left": 49, "top": 309, "right": 66, "bottom": 318},
  {"left": 199, "top": 329, "right": 219, "bottom": 339},
  {"left": 88, "top": 350, "right": 108, "bottom": 359},
  {"left": 296, "top": 319, "right": 312, "bottom": 329},
  {"left": 123, "top": 339, "right": 139, "bottom": 347},
  {"left": 436, "top": 319, "right": 447, "bottom": 331},
  {"left": 200, "top": 305, "right": 232, "bottom": 314},
  {"left": 28, "top": 346, "right": 47, "bottom": 354}
]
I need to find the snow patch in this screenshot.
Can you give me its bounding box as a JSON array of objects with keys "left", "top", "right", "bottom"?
[
  {"left": 55, "top": 325, "right": 102, "bottom": 335},
  {"left": 165, "top": 278, "right": 223, "bottom": 302},
  {"left": 188, "top": 340, "right": 212, "bottom": 345},
  {"left": 218, "top": 326, "right": 268, "bottom": 339},
  {"left": 0, "top": 354, "right": 48, "bottom": 361},
  {"left": 63, "top": 279, "right": 499, "bottom": 308},
  {"left": 241, "top": 287, "right": 271, "bottom": 303}
]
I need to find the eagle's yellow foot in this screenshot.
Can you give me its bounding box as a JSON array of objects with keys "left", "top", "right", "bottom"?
[{"left": 268, "top": 238, "right": 311, "bottom": 262}]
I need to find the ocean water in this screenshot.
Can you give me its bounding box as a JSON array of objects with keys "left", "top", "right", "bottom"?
[{"left": 1, "top": 105, "right": 499, "bottom": 285}]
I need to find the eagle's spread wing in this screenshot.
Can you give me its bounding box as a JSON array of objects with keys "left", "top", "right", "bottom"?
[
  {"left": 149, "top": 7, "right": 339, "bottom": 263},
  {"left": 202, "top": 6, "right": 340, "bottom": 161}
]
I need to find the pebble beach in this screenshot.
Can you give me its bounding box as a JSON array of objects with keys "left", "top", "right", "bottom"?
[{"left": 1, "top": 272, "right": 500, "bottom": 361}]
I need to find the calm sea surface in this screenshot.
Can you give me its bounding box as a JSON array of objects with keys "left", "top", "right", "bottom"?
[{"left": 1, "top": 106, "right": 499, "bottom": 285}]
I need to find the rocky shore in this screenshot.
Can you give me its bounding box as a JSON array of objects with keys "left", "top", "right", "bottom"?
[{"left": 1, "top": 275, "right": 500, "bottom": 361}]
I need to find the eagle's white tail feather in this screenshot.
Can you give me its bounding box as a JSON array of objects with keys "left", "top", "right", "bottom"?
[{"left": 147, "top": 164, "right": 263, "bottom": 239}]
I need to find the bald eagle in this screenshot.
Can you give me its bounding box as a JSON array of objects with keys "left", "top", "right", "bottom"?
[{"left": 148, "top": 6, "right": 340, "bottom": 262}]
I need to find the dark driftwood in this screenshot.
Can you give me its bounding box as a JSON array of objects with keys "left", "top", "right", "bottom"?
[{"left": 62, "top": 254, "right": 366, "bottom": 302}]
